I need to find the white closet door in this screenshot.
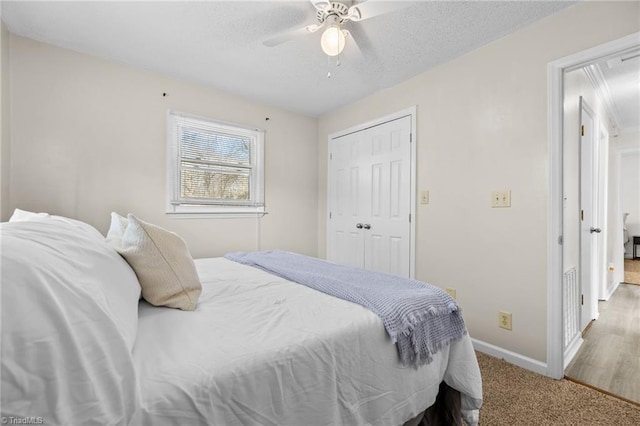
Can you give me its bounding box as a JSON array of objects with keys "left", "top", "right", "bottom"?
[
  {"left": 328, "top": 129, "right": 365, "bottom": 269},
  {"left": 363, "top": 116, "right": 411, "bottom": 276},
  {"left": 328, "top": 115, "right": 412, "bottom": 278}
]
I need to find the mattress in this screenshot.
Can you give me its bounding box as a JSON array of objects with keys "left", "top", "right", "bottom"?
[{"left": 132, "top": 257, "right": 483, "bottom": 425}]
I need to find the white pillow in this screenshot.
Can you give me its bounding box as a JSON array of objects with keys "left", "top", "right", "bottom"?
[
  {"left": 9, "top": 208, "right": 105, "bottom": 240},
  {"left": 108, "top": 213, "right": 202, "bottom": 311},
  {"left": 6, "top": 216, "right": 140, "bottom": 348},
  {"left": 106, "top": 211, "right": 129, "bottom": 245},
  {"left": 9, "top": 208, "right": 50, "bottom": 222}
]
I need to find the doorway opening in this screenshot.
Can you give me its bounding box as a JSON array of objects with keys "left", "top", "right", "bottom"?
[{"left": 547, "top": 32, "right": 640, "bottom": 381}]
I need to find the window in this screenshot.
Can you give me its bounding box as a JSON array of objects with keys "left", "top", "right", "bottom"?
[{"left": 167, "top": 111, "right": 265, "bottom": 216}]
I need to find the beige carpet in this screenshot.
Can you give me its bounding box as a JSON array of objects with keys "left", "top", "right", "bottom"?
[
  {"left": 624, "top": 258, "right": 640, "bottom": 285},
  {"left": 477, "top": 352, "right": 640, "bottom": 425}
]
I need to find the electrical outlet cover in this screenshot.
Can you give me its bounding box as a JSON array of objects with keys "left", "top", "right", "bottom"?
[{"left": 499, "top": 311, "right": 512, "bottom": 330}]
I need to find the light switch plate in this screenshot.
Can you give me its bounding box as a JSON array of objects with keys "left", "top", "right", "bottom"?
[{"left": 420, "top": 190, "right": 429, "bottom": 205}]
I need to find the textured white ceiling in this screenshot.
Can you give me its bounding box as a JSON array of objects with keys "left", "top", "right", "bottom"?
[{"left": 2, "top": 0, "right": 577, "bottom": 117}]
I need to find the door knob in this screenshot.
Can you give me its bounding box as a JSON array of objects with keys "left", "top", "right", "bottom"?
[
  {"left": 363, "top": 224, "right": 371, "bottom": 230},
  {"left": 590, "top": 227, "right": 601, "bottom": 234},
  {"left": 356, "top": 223, "right": 363, "bottom": 229}
]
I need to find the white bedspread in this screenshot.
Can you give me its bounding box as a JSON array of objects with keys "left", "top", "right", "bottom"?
[{"left": 133, "top": 258, "right": 482, "bottom": 426}]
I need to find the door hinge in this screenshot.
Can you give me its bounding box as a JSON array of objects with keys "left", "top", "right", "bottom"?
[
  {"left": 409, "top": 213, "right": 411, "bottom": 223},
  {"left": 558, "top": 235, "right": 563, "bottom": 245},
  {"left": 581, "top": 125, "right": 585, "bottom": 136},
  {"left": 580, "top": 210, "right": 584, "bottom": 221},
  {"left": 581, "top": 294, "right": 584, "bottom": 305},
  {"left": 410, "top": 133, "right": 413, "bottom": 143},
  {"left": 329, "top": 212, "right": 332, "bottom": 219},
  {"left": 330, "top": 153, "right": 333, "bottom": 160}
]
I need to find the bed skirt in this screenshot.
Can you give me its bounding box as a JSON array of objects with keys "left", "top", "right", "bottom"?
[{"left": 402, "top": 382, "right": 463, "bottom": 426}]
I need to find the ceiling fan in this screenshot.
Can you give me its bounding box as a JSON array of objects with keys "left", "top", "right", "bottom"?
[{"left": 263, "top": 0, "right": 412, "bottom": 58}]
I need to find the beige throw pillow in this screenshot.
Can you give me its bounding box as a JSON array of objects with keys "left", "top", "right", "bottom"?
[{"left": 109, "top": 213, "right": 201, "bottom": 311}]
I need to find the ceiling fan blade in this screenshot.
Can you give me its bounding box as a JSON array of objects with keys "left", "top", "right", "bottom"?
[
  {"left": 263, "top": 23, "right": 323, "bottom": 47},
  {"left": 348, "top": 0, "right": 413, "bottom": 22},
  {"left": 309, "top": 0, "right": 330, "bottom": 11}
]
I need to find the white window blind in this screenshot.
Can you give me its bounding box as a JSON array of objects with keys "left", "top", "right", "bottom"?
[{"left": 167, "top": 111, "right": 265, "bottom": 216}]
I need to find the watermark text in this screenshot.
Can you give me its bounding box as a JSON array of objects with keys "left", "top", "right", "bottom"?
[{"left": 1, "top": 417, "right": 45, "bottom": 425}]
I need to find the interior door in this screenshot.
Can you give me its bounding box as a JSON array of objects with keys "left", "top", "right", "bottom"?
[
  {"left": 327, "top": 129, "right": 366, "bottom": 269},
  {"left": 363, "top": 116, "right": 412, "bottom": 275},
  {"left": 579, "top": 97, "right": 600, "bottom": 331},
  {"left": 328, "top": 115, "right": 412, "bottom": 278}
]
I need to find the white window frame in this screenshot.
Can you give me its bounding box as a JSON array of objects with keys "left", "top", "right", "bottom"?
[{"left": 166, "top": 110, "right": 265, "bottom": 217}]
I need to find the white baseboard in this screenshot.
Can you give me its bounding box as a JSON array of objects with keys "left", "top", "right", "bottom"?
[
  {"left": 563, "top": 334, "right": 583, "bottom": 368},
  {"left": 472, "top": 338, "right": 548, "bottom": 376},
  {"left": 601, "top": 280, "right": 620, "bottom": 301}
]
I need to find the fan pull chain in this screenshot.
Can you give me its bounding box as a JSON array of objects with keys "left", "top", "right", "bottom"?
[{"left": 327, "top": 53, "right": 342, "bottom": 79}]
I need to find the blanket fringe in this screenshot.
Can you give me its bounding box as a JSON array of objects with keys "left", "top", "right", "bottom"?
[{"left": 399, "top": 330, "right": 469, "bottom": 368}]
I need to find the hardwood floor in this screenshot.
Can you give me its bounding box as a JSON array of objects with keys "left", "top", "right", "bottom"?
[
  {"left": 624, "top": 258, "right": 640, "bottom": 285},
  {"left": 565, "top": 283, "right": 640, "bottom": 404}
]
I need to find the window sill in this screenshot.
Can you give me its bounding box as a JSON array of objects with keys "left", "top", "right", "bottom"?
[{"left": 166, "top": 205, "right": 266, "bottom": 219}]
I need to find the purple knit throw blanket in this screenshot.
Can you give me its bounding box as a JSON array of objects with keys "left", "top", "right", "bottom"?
[{"left": 225, "top": 250, "right": 467, "bottom": 367}]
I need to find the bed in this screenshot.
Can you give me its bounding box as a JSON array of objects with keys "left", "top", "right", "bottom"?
[{"left": 1, "top": 211, "right": 482, "bottom": 425}]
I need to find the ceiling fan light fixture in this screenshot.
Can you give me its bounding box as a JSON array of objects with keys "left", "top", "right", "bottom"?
[{"left": 320, "top": 24, "right": 346, "bottom": 56}]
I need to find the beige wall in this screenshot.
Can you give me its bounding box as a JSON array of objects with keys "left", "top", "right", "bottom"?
[
  {"left": 9, "top": 35, "right": 319, "bottom": 258},
  {"left": 317, "top": 2, "right": 640, "bottom": 362},
  {"left": 1, "top": 20, "right": 10, "bottom": 221}
]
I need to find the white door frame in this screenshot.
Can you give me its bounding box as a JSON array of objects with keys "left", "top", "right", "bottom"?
[
  {"left": 547, "top": 32, "right": 640, "bottom": 379},
  {"left": 326, "top": 106, "right": 417, "bottom": 278}
]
